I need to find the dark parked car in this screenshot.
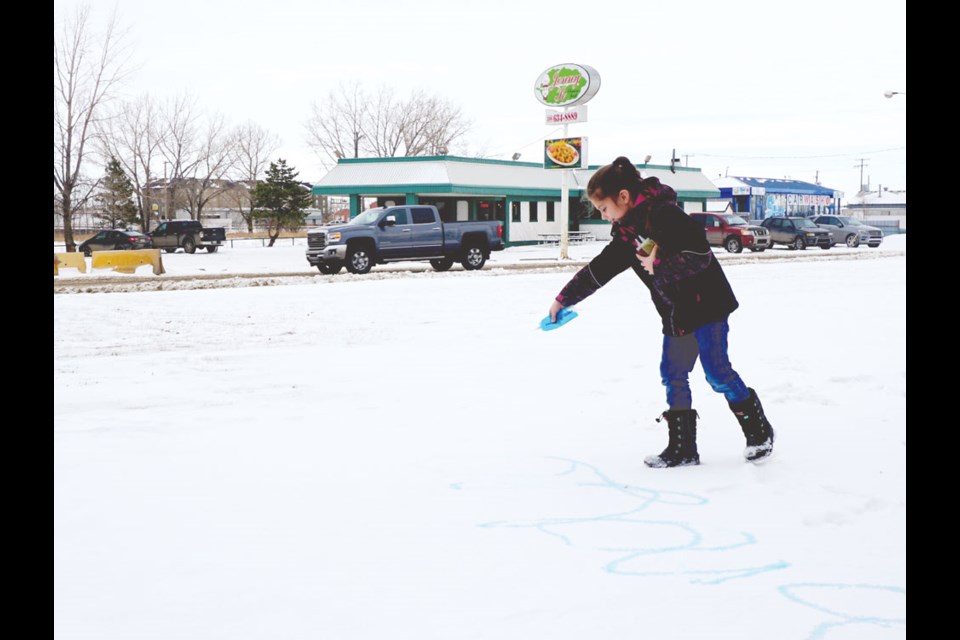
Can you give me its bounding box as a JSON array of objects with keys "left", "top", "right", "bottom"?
[
  {"left": 760, "top": 216, "right": 831, "bottom": 250},
  {"left": 811, "top": 215, "right": 883, "bottom": 248},
  {"left": 78, "top": 230, "right": 152, "bottom": 256}
]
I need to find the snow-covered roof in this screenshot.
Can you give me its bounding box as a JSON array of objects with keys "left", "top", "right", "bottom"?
[
  {"left": 731, "top": 176, "right": 838, "bottom": 196},
  {"left": 846, "top": 189, "right": 907, "bottom": 206},
  {"left": 312, "top": 156, "right": 720, "bottom": 199}
]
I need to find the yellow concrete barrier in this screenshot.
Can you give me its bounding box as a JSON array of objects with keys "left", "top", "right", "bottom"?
[
  {"left": 54, "top": 252, "right": 88, "bottom": 275},
  {"left": 91, "top": 249, "right": 166, "bottom": 275}
]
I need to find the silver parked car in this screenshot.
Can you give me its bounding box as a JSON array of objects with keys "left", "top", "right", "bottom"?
[{"left": 811, "top": 215, "right": 884, "bottom": 248}]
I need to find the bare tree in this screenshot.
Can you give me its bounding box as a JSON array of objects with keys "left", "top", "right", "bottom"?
[
  {"left": 228, "top": 121, "right": 281, "bottom": 232},
  {"left": 419, "top": 94, "right": 472, "bottom": 156},
  {"left": 363, "top": 86, "right": 406, "bottom": 158},
  {"left": 305, "top": 81, "right": 368, "bottom": 169},
  {"left": 54, "top": 3, "right": 133, "bottom": 251},
  {"left": 95, "top": 93, "right": 166, "bottom": 232},
  {"left": 180, "top": 112, "right": 237, "bottom": 221},
  {"left": 158, "top": 93, "right": 202, "bottom": 219},
  {"left": 305, "top": 84, "right": 470, "bottom": 168}
]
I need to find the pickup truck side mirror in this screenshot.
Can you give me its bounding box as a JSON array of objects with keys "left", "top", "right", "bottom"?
[{"left": 379, "top": 218, "right": 396, "bottom": 228}]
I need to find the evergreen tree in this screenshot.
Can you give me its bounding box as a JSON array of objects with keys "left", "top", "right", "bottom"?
[
  {"left": 251, "top": 159, "right": 311, "bottom": 246},
  {"left": 95, "top": 158, "right": 139, "bottom": 229}
]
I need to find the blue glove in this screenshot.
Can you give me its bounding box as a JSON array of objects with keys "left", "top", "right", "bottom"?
[{"left": 540, "top": 308, "right": 578, "bottom": 331}]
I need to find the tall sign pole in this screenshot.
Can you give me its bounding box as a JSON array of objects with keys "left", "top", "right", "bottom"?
[
  {"left": 535, "top": 64, "right": 601, "bottom": 260},
  {"left": 560, "top": 118, "right": 570, "bottom": 258}
]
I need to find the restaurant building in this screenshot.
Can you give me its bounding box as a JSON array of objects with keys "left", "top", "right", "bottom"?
[{"left": 310, "top": 156, "right": 721, "bottom": 245}]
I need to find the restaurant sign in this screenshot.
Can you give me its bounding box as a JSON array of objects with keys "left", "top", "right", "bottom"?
[
  {"left": 545, "top": 105, "right": 587, "bottom": 124},
  {"left": 544, "top": 137, "right": 587, "bottom": 170},
  {"left": 534, "top": 64, "right": 601, "bottom": 107}
]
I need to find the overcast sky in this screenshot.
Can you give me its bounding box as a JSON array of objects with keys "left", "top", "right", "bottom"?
[{"left": 54, "top": 0, "right": 906, "bottom": 198}]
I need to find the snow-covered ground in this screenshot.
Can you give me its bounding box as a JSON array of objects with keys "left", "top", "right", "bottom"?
[
  {"left": 54, "top": 235, "right": 906, "bottom": 639},
  {"left": 53, "top": 234, "right": 907, "bottom": 293}
]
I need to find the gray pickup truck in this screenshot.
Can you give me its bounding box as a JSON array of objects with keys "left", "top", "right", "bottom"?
[{"left": 306, "top": 205, "right": 504, "bottom": 274}]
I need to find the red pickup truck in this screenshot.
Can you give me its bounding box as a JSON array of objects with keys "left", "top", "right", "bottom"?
[{"left": 689, "top": 212, "right": 770, "bottom": 253}]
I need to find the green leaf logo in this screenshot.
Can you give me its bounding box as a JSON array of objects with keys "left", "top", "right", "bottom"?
[{"left": 534, "top": 64, "right": 601, "bottom": 107}]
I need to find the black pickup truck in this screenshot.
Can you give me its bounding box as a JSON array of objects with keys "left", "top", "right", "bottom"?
[{"left": 148, "top": 220, "right": 226, "bottom": 254}]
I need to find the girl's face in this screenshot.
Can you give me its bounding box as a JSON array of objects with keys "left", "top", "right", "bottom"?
[{"left": 590, "top": 188, "right": 632, "bottom": 222}]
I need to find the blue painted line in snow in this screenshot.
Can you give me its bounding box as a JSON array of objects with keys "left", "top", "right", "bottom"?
[
  {"left": 478, "top": 457, "right": 789, "bottom": 584},
  {"left": 778, "top": 583, "right": 906, "bottom": 639}
]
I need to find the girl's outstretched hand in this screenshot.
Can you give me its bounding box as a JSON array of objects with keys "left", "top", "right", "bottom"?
[{"left": 548, "top": 300, "right": 565, "bottom": 323}]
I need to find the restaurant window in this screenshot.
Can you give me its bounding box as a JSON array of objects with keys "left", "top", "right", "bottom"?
[
  {"left": 546, "top": 202, "right": 555, "bottom": 222},
  {"left": 530, "top": 201, "right": 539, "bottom": 222},
  {"left": 511, "top": 202, "right": 521, "bottom": 222}
]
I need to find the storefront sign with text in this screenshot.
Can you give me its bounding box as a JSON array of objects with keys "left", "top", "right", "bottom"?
[{"left": 534, "top": 64, "right": 601, "bottom": 107}]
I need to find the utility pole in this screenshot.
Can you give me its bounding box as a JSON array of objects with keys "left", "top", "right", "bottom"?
[{"left": 853, "top": 158, "right": 869, "bottom": 193}]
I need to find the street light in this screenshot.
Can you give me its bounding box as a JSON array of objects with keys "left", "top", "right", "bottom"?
[{"left": 884, "top": 91, "right": 906, "bottom": 98}]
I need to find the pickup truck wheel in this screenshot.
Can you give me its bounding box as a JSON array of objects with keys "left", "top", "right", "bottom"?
[
  {"left": 792, "top": 236, "right": 806, "bottom": 251},
  {"left": 430, "top": 258, "right": 454, "bottom": 272},
  {"left": 318, "top": 263, "right": 343, "bottom": 275},
  {"left": 724, "top": 237, "right": 743, "bottom": 253},
  {"left": 346, "top": 247, "right": 373, "bottom": 274},
  {"left": 163, "top": 248, "right": 177, "bottom": 254},
  {"left": 461, "top": 246, "right": 486, "bottom": 270},
  {"left": 845, "top": 234, "right": 860, "bottom": 248},
  {"left": 183, "top": 237, "right": 197, "bottom": 254},
  {"left": 205, "top": 246, "right": 218, "bottom": 253}
]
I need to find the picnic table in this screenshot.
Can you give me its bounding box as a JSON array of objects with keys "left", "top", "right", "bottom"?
[{"left": 538, "top": 231, "right": 595, "bottom": 245}]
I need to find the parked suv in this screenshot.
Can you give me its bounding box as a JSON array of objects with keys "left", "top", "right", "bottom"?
[
  {"left": 690, "top": 212, "right": 770, "bottom": 253},
  {"left": 760, "top": 216, "right": 831, "bottom": 250},
  {"left": 811, "top": 215, "right": 883, "bottom": 248}
]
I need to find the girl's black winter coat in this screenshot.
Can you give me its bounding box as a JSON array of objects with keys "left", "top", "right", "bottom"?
[{"left": 556, "top": 195, "right": 740, "bottom": 337}]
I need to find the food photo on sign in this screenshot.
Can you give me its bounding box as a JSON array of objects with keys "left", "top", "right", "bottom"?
[{"left": 544, "top": 137, "right": 587, "bottom": 169}]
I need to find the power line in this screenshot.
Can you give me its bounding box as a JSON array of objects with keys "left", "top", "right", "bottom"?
[{"left": 487, "top": 127, "right": 564, "bottom": 159}]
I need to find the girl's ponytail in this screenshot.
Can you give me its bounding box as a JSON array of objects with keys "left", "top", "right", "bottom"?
[{"left": 587, "top": 156, "right": 645, "bottom": 201}]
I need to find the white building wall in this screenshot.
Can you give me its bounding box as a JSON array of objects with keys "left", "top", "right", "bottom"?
[{"left": 508, "top": 201, "right": 563, "bottom": 242}]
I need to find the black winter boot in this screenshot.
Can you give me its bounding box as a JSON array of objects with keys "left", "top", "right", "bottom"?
[
  {"left": 644, "top": 409, "right": 701, "bottom": 468},
  {"left": 729, "top": 388, "right": 775, "bottom": 462}
]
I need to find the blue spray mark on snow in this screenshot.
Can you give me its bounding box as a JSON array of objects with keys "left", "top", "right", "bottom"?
[
  {"left": 469, "top": 457, "right": 905, "bottom": 634},
  {"left": 778, "top": 583, "right": 906, "bottom": 639},
  {"left": 478, "top": 457, "right": 789, "bottom": 585}
]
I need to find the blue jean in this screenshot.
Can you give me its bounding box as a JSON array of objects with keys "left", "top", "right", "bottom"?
[{"left": 660, "top": 319, "right": 750, "bottom": 409}]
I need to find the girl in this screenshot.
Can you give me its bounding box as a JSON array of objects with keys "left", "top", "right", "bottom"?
[{"left": 547, "top": 156, "right": 774, "bottom": 467}]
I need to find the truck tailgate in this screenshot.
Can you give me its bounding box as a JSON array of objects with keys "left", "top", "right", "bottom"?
[{"left": 202, "top": 228, "right": 226, "bottom": 242}]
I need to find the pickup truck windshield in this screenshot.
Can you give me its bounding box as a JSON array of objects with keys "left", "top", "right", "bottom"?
[
  {"left": 721, "top": 215, "right": 749, "bottom": 226},
  {"left": 349, "top": 209, "right": 385, "bottom": 226}
]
